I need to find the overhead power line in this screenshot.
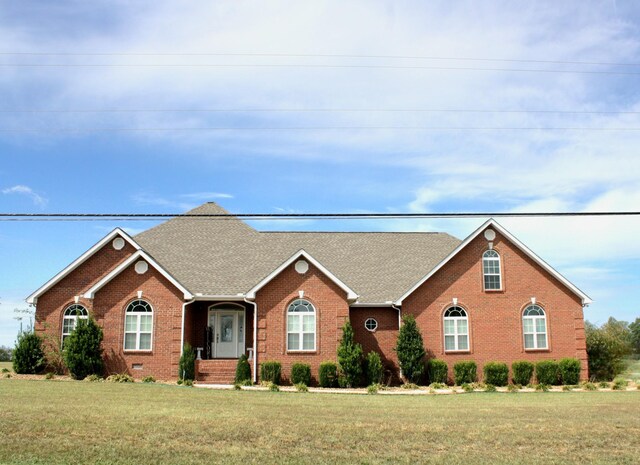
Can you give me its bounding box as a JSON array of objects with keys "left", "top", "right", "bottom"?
[
  {"left": 0, "top": 212, "right": 638, "bottom": 222},
  {"left": 1, "top": 52, "right": 639, "bottom": 68}
]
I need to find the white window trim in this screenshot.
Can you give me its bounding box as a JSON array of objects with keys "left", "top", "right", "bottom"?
[
  {"left": 123, "top": 300, "right": 154, "bottom": 352},
  {"left": 286, "top": 300, "right": 316, "bottom": 352},
  {"left": 364, "top": 317, "right": 378, "bottom": 332},
  {"left": 482, "top": 249, "right": 502, "bottom": 291},
  {"left": 443, "top": 308, "right": 469, "bottom": 352},
  {"left": 61, "top": 304, "right": 88, "bottom": 345},
  {"left": 523, "top": 306, "right": 548, "bottom": 350}
]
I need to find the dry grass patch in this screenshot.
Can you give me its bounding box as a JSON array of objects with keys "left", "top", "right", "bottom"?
[{"left": 0, "top": 379, "right": 638, "bottom": 464}]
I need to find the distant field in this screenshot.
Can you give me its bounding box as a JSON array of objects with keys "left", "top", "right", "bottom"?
[
  {"left": 1, "top": 380, "right": 639, "bottom": 464},
  {"left": 0, "top": 361, "right": 11, "bottom": 371},
  {"left": 624, "top": 358, "right": 640, "bottom": 380}
]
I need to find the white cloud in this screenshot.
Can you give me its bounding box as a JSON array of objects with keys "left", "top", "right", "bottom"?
[
  {"left": 179, "top": 192, "right": 234, "bottom": 200},
  {"left": 2, "top": 185, "right": 48, "bottom": 207}
]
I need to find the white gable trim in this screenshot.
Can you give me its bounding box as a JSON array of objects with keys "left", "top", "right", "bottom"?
[
  {"left": 26, "top": 228, "right": 141, "bottom": 304},
  {"left": 83, "top": 250, "right": 193, "bottom": 300},
  {"left": 395, "top": 219, "right": 592, "bottom": 306},
  {"left": 246, "top": 250, "right": 359, "bottom": 302}
]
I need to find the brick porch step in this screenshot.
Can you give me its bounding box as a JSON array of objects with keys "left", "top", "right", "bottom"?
[{"left": 196, "top": 359, "right": 241, "bottom": 384}]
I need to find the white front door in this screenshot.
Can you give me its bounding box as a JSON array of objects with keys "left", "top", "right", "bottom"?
[{"left": 209, "top": 308, "right": 245, "bottom": 358}]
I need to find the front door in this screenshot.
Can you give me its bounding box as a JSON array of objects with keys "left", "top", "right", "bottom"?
[{"left": 208, "top": 308, "right": 245, "bottom": 358}]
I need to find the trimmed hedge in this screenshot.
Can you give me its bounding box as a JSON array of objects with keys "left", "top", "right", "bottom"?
[
  {"left": 366, "top": 351, "right": 384, "bottom": 385},
  {"left": 428, "top": 359, "right": 448, "bottom": 384},
  {"left": 319, "top": 361, "right": 338, "bottom": 388},
  {"left": 235, "top": 354, "right": 251, "bottom": 383},
  {"left": 13, "top": 332, "right": 45, "bottom": 374},
  {"left": 512, "top": 361, "right": 534, "bottom": 385},
  {"left": 260, "top": 361, "right": 282, "bottom": 384},
  {"left": 558, "top": 358, "right": 581, "bottom": 385},
  {"left": 535, "top": 360, "right": 559, "bottom": 385},
  {"left": 483, "top": 362, "right": 509, "bottom": 386},
  {"left": 291, "top": 363, "right": 311, "bottom": 385},
  {"left": 453, "top": 360, "right": 477, "bottom": 385}
]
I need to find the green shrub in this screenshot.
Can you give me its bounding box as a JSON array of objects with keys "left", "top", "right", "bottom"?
[
  {"left": 507, "top": 383, "right": 519, "bottom": 392},
  {"left": 484, "top": 384, "right": 497, "bottom": 392},
  {"left": 483, "top": 362, "right": 509, "bottom": 386},
  {"left": 13, "top": 332, "right": 45, "bottom": 374},
  {"left": 268, "top": 382, "right": 279, "bottom": 392},
  {"left": 63, "top": 318, "right": 104, "bottom": 380},
  {"left": 581, "top": 381, "right": 597, "bottom": 391},
  {"left": 235, "top": 354, "right": 251, "bottom": 384},
  {"left": 260, "top": 361, "right": 282, "bottom": 384},
  {"left": 178, "top": 343, "right": 196, "bottom": 381},
  {"left": 535, "top": 360, "right": 559, "bottom": 385},
  {"left": 461, "top": 383, "right": 474, "bottom": 392},
  {"left": 612, "top": 377, "right": 628, "bottom": 390},
  {"left": 428, "top": 359, "right": 448, "bottom": 384},
  {"left": 535, "top": 383, "right": 550, "bottom": 392},
  {"left": 429, "top": 382, "right": 447, "bottom": 389},
  {"left": 295, "top": 382, "right": 309, "bottom": 393},
  {"left": 586, "top": 321, "right": 630, "bottom": 381},
  {"left": 337, "top": 321, "right": 364, "bottom": 387},
  {"left": 291, "top": 363, "right": 311, "bottom": 385},
  {"left": 562, "top": 385, "right": 574, "bottom": 391},
  {"left": 233, "top": 383, "right": 242, "bottom": 390},
  {"left": 395, "top": 315, "right": 426, "bottom": 384},
  {"left": 106, "top": 373, "right": 134, "bottom": 383},
  {"left": 598, "top": 381, "right": 610, "bottom": 389},
  {"left": 511, "top": 361, "right": 534, "bottom": 385},
  {"left": 319, "top": 361, "right": 338, "bottom": 387},
  {"left": 83, "top": 374, "right": 102, "bottom": 382},
  {"left": 240, "top": 379, "right": 253, "bottom": 386},
  {"left": 183, "top": 379, "right": 194, "bottom": 387},
  {"left": 558, "top": 358, "right": 581, "bottom": 385},
  {"left": 45, "top": 372, "right": 55, "bottom": 380},
  {"left": 1, "top": 368, "right": 9, "bottom": 373},
  {"left": 366, "top": 351, "right": 384, "bottom": 385},
  {"left": 401, "top": 382, "right": 419, "bottom": 390},
  {"left": 453, "top": 361, "right": 477, "bottom": 385},
  {"left": 367, "top": 384, "right": 379, "bottom": 395},
  {"left": 142, "top": 376, "right": 155, "bottom": 383}
]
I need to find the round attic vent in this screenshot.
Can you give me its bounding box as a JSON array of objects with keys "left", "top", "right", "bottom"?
[
  {"left": 112, "top": 237, "right": 125, "bottom": 250},
  {"left": 135, "top": 260, "right": 149, "bottom": 274},
  {"left": 295, "top": 259, "right": 309, "bottom": 274},
  {"left": 484, "top": 229, "right": 496, "bottom": 241}
]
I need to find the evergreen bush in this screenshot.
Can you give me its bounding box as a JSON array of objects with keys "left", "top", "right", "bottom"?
[
  {"left": 260, "top": 361, "right": 281, "bottom": 384},
  {"left": 178, "top": 343, "right": 196, "bottom": 381},
  {"left": 366, "top": 351, "right": 384, "bottom": 385},
  {"left": 453, "top": 361, "right": 477, "bottom": 385},
  {"left": 319, "top": 361, "right": 338, "bottom": 387},
  {"left": 428, "top": 359, "right": 449, "bottom": 384},
  {"left": 63, "top": 318, "right": 104, "bottom": 380},
  {"left": 235, "top": 354, "right": 252, "bottom": 384},
  {"left": 337, "top": 321, "right": 364, "bottom": 387},
  {"left": 558, "top": 358, "right": 581, "bottom": 385},
  {"left": 13, "top": 332, "right": 45, "bottom": 374},
  {"left": 291, "top": 363, "right": 311, "bottom": 385},
  {"left": 483, "top": 362, "right": 509, "bottom": 386},
  {"left": 535, "top": 360, "right": 559, "bottom": 385},
  {"left": 395, "top": 315, "right": 426, "bottom": 384},
  {"left": 511, "top": 361, "right": 535, "bottom": 385}
]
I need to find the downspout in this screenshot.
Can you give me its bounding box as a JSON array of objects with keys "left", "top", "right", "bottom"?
[
  {"left": 180, "top": 298, "right": 196, "bottom": 356},
  {"left": 244, "top": 298, "right": 258, "bottom": 383},
  {"left": 392, "top": 303, "right": 402, "bottom": 380}
]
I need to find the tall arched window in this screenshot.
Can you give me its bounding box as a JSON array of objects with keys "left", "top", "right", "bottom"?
[
  {"left": 62, "top": 304, "right": 88, "bottom": 345},
  {"left": 287, "top": 299, "right": 316, "bottom": 351},
  {"left": 444, "top": 306, "right": 469, "bottom": 351},
  {"left": 124, "top": 300, "right": 153, "bottom": 351},
  {"left": 483, "top": 249, "right": 502, "bottom": 290},
  {"left": 523, "top": 305, "right": 547, "bottom": 349}
]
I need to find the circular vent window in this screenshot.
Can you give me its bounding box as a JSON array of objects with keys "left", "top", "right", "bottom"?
[
  {"left": 112, "top": 237, "right": 125, "bottom": 250},
  {"left": 364, "top": 318, "right": 378, "bottom": 332},
  {"left": 294, "top": 259, "right": 309, "bottom": 274},
  {"left": 134, "top": 260, "right": 149, "bottom": 274},
  {"left": 484, "top": 229, "right": 496, "bottom": 241}
]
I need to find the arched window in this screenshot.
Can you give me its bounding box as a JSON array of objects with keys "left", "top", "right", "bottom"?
[
  {"left": 523, "top": 305, "right": 547, "bottom": 349},
  {"left": 124, "top": 300, "right": 153, "bottom": 351},
  {"left": 444, "top": 306, "right": 469, "bottom": 351},
  {"left": 62, "top": 304, "right": 88, "bottom": 345},
  {"left": 287, "top": 299, "right": 316, "bottom": 351},
  {"left": 483, "top": 249, "right": 502, "bottom": 290}
]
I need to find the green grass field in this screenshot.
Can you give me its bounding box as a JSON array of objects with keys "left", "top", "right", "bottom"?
[
  {"left": 1, "top": 380, "right": 638, "bottom": 464},
  {"left": 0, "top": 361, "right": 12, "bottom": 371}
]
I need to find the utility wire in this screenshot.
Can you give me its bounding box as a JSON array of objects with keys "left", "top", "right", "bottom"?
[{"left": 1, "top": 52, "right": 639, "bottom": 68}]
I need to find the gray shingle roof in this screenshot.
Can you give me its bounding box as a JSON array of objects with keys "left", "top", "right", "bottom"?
[{"left": 134, "top": 203, "right": 461, "bottom": 303}]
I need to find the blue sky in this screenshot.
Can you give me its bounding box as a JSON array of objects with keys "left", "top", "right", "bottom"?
[{"left": 1, "top": 0, "right": 640, "bottom": 346}]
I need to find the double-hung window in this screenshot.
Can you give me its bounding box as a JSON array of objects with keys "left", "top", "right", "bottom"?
[
  {"left": 523, "top": 305, "right": 547, "bottom": 349},
  {"left": 124, "top": 300, "right": 153, "bottom": 350},
  {"left": 62, "top": 304, "right": 88, "bottom": 345},
  {"left": 444, "top": 306, "right": 469, "bottom": 351},
  {"left": 287, "top": 299, "right": 316, "bottom": 351},
  {"left": 483, "top": 250, "right": 502, "bottom": 290}
]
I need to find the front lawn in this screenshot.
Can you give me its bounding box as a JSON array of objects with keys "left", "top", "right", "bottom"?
[{"left": 0, "top": 379, "right": 638, "bottom": 464}]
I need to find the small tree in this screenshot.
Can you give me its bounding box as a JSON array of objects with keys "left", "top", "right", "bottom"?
[
  {"left": 627, "top": 317, "right": 640, "bottom": 355},
  {"left": 366, "top": 351, "right": 384, "bottom": 385},
  {"left": 235, "top": 354, "right": 251, "bottom": 383},
  {"left": 337, "top": 321, "right": 363, "bottom": 387},
  {"left": 13, "top": 332, "right": 45, "bottom": 374},
  {"left": 179, "top": 343, "right": 196, "bottom": 381},
  {"left": 586, "top": 321, "right": 630, "bottom": 381},
  {"left": 395, "top": 315, "right": 426, "bottom": 384},
  {"left": 63, "top": 318, "right": 104, "bottom": 379},
  {"left": 0, "top": 345, "right": 12, "bottom": 362}
]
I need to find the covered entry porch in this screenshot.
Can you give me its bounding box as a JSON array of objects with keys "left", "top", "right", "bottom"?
[{"left": 183, "top": 300, "right": 255, "bottom": 383}]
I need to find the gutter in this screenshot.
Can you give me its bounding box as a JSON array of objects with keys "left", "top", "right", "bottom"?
[{"left": 244, "top": 298, "right": 258, "bottom": 383}]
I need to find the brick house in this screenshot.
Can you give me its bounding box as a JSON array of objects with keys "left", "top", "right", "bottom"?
[{"left": 28, "top": 202, "right": 591, "bottom": 384}]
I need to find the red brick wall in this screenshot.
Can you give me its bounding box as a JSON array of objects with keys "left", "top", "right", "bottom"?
[
  {"left": 350, "top": 307, "right": 400, "bottom": 382},
  {"left": 402, "top": 227, "right": 588, "bottom": 383},
  {"left": 255, "top": 260, "right": 349, "bottom": 385}
]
